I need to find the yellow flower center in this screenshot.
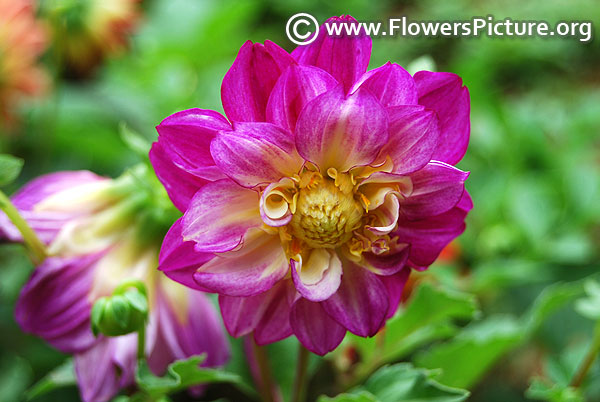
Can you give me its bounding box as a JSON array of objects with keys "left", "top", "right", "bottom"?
[{"left": 290, "top": 174, "right": 363, "bottom": 248}]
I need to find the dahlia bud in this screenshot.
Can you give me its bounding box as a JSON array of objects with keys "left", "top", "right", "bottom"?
[{"left": 91, "top": 280, "right": 148, "bottom": 337}]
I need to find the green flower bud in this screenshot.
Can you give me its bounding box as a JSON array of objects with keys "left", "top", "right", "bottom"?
[{"left": 91, "top": 280, "right": 149, "bottom": 337}]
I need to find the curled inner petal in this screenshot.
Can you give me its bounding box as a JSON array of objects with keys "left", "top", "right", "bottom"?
[
  {"left": 259, "top": 178, "right": 297, "bottom": 227},
  {"left": 291, "top": 248, "right": 342, "bottom": 302},
  {"left": 265, "top": 194, "right": 287, "bottom": 219}
]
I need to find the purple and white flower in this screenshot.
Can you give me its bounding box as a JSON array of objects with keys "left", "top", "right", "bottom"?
[{"left": 2, "top": 168, "right": 230, "bottom": 402}]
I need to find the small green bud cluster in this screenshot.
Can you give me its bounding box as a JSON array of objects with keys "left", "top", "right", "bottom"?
[{"left": 91, "top": 280, "right": 149, "bottom": 337}]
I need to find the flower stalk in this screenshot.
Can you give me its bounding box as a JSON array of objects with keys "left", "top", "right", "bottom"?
[
  {"left": 0, "top": 189, "right": 47, "bottom": 265},
  {"left": 570, "top": 320, "right": 600, "bottom": 388},
  {"left": 292, "top": 344, "right": 310, "bottom": 402},
  {"left": 252, "top": 340, "right": 275, "bottom": 402},
  {"left": 137, "top": 326, "right": 146, "bottom": 361}
]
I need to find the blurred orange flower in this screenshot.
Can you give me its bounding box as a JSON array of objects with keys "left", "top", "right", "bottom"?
[
  {"left": 438, "top": 240, "right": 462, "bottom": 264},
  {"left": 0, "top": 0, "right": 49, "bottom": 130},
  {"left": 43, "top": 0, "right": 141, "bottom": 78}
]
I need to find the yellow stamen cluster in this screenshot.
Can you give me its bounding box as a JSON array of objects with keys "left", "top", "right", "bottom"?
[
  {"left": 290, "top": 172, "right": 363, "bottom": 248},
  {"left": 261, "top": 161, "right": 409, "bottom": 265}
]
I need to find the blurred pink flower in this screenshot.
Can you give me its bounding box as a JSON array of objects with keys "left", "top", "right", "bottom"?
[
  {"left": 1, "top": 168, "right": 229, "bottom": 402},
  {"left": 151, "top": 15, "right": 472, "bottom": 355},
  {"left": 0, "top": 0, "right": 49, "bottom": 130}
]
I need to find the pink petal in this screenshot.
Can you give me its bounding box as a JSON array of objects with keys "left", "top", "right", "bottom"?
[
  {"left": 351, "top": 62, "right": 418, "bottom": 106},
  {"left": 219, "top": 279, "right": 294, "bottom": 340},
  {"left": 15, "top": 254, "right": 101, "bottom": 354},
  {"left": 149, "top": 143, "right": 210, "bottom": 212},
  {"left": 222, "top": 40, "right": 294, "bottom": 122},
  {"left": 74, "top": 337, "right": 133, "bottom": 402},
  {"left": 322, "top": 260, "right": 389, "bottom": 337},
  {"left": 211, "top": 122, "right": 303, "bottom": 188},
  {"left": 402, "top": 161, "right": 469, "bottom": 220},
  {"left": 158, "top": 217, "right": 215, "bottom": 291},
  {"left": 414, "top": 71, "right": 470, "bottom": 165},
  {"left": 110, "top": 334, "right": 139, "bottom": 390},
  {"left": 219, "top": 295, "right": 265, "bottom": 338},
  {"left": 12, "top": 171, "right": 105, "bottom": 210},
  {"left": 219, "top": 288, "right": 274, "bottom": 337},
  {"left": 1, "top": 171, "right": 106, "bottom": 243},
  {"left": 253, "top": 281, "right": 296, "bottom": 344},
  {"left": 380, "top": 267, "right": 411, "bottom": 318},
  {"left": 295, "top": 85, "right": 388, "bottom": 172},
  {"left": 292, "top": 15, "right": 371, "bottom": 93},
  {"left": 182, "top": 179, "right": 261, "bottom": 253},
  {"left": 381, "top": 105, "right": 440, "bottom": 175},
  {"left": 396, "top": 191, "right": 472, "bottom": 268},
  {"left": 149, "top": 284, "right": 230, "bottom": 370},
  {"left": 363, "top": 242, "right": 410, "bottom": 276},
  {"left": 459, "top": 190, "right": 474, "bottom": 211},
  {"left": 156, "top": 108, "right": 232, "bottom": 171},
  {"left": 193, "top": 229, "right": 289, "bottom": 297},
  {"left": 291, "top": 249, "right": 342, "bottom": 302},
  {"left": 266, "top": 63, "right": 338, "bottom": 133},
  {"left": 290, "top": 298, "right": 346, "bottom": 356}
]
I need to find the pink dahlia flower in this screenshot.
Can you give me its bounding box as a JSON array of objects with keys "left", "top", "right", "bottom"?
[
  {"left": 1, "top": 168, "right": 229, "bottom": 402},
  {"left": 151, "top": 15, "right": 472, "bottom": 356}
]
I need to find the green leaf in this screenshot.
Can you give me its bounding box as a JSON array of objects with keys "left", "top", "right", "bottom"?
[
  {"left": 574, "top": 280, "right": 600, "bottom": 320},
  {"left": 119, "top": 122, "right": 151, "bottom": 158},
  {"left": 524, "top": 281, "right": 585, "bottom": 333},
  {"left": 113, "top": 394, "right": 172, "bottom": 402},
  {"left": 526, "top": 378, "right": 584, "bottom": 402},
  {"left": 346, "top": 284, "right": 479, "bottom": 373},
  {"left": 415, "top": 315, "right": 523, "bottom": 389},
  {"left": 529, "top": 329, "right": 600, "bottom": 401},
  {"left": 136, "top": 354, "right": 256, "bottom": 398},
  {"left": 0, "top": 154, "right": 24, "bottom": 186},
  {"left": 415, "top": 281, "right": 585, "bottom": 389},
  {"left": 321, "top": 364, "right": 469, "bottom": 402},
  {"left": 0, "top": 354, "right": 32, "bottom": 402},
  {"left": 25, "top": 359, "right": 76, "bottom": 401},
  {"left": 470, "top": 259, "right": 552, "bottom": 293},
  {"left": 362, "top": 364, "right": 469, "bottom": 402},
  {"left": 319, "top": 390, "right": 378, "bottom": 402}
]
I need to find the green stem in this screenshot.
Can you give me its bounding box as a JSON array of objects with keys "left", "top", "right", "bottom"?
[
  {"left": 292, "top": 344, "right": 310, "bottom": 402},
  {"left": 0, "top": 189, "right": 47, "bottom": 265},
  {"left": 137, "top": 326, "right": 146, "bottom": 361},
  {"left": 252, "top": 339, "right": 275, "bottom": 402},
  {"left": 571, "top": 321, "right": 600, "bottom": 387}
]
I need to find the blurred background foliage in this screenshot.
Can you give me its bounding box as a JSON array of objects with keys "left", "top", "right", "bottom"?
[{"left": 1, "top": 0, "right": 599, "bottom": 401}]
